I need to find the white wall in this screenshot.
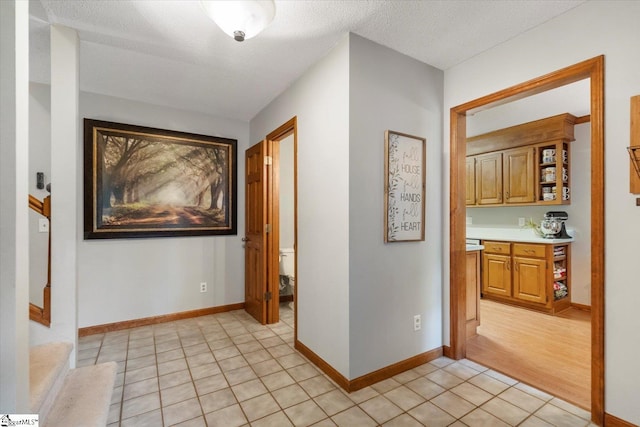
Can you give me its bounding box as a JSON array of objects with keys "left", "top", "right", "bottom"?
[
  {"left": 250, "top": 33, "right": 445, "bottom": 380},
  {"left": 444, "top": 1, "right": 640, "bottom": 423},
  {"left": 27, "top": 85, "right": 250, "bottom": 329},
  {"left": 29, "top": 83, "right": 51, "bottom": 307},
  {"left": 279, "top": 134, "right": 295, "bottom": 251},
  {"left": 75, "top": 93, "right": 249, "bottom": 327},
  {"left": 348, "top": 35, "right": 444, "bottom": 378},
  {"left": 36, "top": 26, "right": 81, "bottom": 361},
  {"left": 250, "top": 35, "right": 351, "bottom": 377},
  {"left": 0, "top": 0, "right": 30, "bottom": 411}
]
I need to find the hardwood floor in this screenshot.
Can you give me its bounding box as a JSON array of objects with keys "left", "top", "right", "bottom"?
[{"left": 466, "top": 299, "right": 591, "bottom": 410}]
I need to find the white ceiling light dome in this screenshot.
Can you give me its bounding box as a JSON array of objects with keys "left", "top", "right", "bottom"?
[{"left": 200, "top": 0, "right": 276, "bottom": 42}]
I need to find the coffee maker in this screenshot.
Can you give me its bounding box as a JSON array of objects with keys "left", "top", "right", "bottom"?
[{"left": 540, "top": 211, "right": 571, "bottom": 239}]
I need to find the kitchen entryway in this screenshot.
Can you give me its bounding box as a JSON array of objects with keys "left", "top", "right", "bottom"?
[{"left": 467, "top": 300, "right": 590, "bottom": 409}]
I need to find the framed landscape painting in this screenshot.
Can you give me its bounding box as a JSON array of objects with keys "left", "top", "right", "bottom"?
[{"left": 84, "top": 119, "right": 237, "bottom": 239}]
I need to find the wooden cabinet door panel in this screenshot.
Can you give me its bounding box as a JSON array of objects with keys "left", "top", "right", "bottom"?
[
  {"left": 513, "top": 257, "right": 547, "bottom": 304},
  {"left": 482, "top": 253, "right": 511, "bottom": 297},
  {"left": 476, "top": 152, "right": 503, "bottom": 205},
  {"left": 466, "top": 251, "right": 481, "bottom": 338},
  {"left": 466, "top": 157, "right": 476, "bottom": 206},
  {"left": 503, "top": 147, "right": 535, "bottom": 203},
  {"left": 466, "top": 251, "right": 480, "bottom": 322}
]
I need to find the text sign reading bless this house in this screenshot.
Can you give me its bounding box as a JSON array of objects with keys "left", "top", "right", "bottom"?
[{"left": 384, "top": 131, "right": 426, "bottom": 242}]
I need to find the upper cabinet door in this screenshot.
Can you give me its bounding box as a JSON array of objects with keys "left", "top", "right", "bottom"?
[
  {"left": 466, "top": 157, "right": 476, "bottom": 206},
  {"left": 475, "top": 152, "right": 503, "bottom": 205},
  {"left": 503, "top": 147, "right": 535, "bottom": 204}
]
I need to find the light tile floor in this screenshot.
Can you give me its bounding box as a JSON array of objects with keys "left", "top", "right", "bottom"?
[{"left": 78, "top": 304, "right": 596, "bottom": 427}]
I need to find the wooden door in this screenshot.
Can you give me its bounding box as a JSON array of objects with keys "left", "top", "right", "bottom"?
[
  {"left": 482, "top": 253, "right": 511, "bottom": 297},
  {"left": 513, "top": 257, "right": 547, "bottom": 305},
  {"left": 245, "top": 140, "right": 269, "bottom": 324},
  {"left": 465, "top": 157, "right": 476, "bottom": 206},
  {"left": 503, "top": 147, "right": 535, "bottom": 203},
  {"left": 475, "top": 152, "right": 503, "bottom": 205}
]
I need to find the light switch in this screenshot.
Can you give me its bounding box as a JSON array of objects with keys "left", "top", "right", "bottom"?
[{"left": 38, "top": 218, "right": 49, "bottom": 233}]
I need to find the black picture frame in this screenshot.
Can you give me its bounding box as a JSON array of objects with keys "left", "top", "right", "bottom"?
[{"left": 83, "top": 119, "right": 237, "bottom": 239}]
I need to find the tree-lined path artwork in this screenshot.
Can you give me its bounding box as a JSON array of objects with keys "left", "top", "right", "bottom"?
[{"left": 84, "top": 119, "right": 237, "bottom": 239}]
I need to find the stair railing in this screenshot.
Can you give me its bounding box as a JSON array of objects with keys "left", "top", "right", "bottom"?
[{"left": 28, "top": 193, "right": 51, "bottom": 327}]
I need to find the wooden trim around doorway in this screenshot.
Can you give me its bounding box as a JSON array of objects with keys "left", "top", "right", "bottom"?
[
  {"left": 265, "top": 117, "right": 297, "bottom": 334},
  {"left": 449, "top": 55, "right": 605, "bottom": 425}
]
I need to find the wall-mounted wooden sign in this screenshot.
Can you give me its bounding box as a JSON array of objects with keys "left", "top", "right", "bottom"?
[
  {"left": 384, "top": 130, "right": 426, "bottom": 243},
  {"left": 630, "top": 95, "right": 640, "bottom": 194}
]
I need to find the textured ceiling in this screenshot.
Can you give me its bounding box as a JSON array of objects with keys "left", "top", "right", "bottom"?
[{"left": 30, "top": 0, "right": 585, "bottom": 121}]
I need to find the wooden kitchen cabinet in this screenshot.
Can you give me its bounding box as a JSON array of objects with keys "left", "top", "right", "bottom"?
[
  {"left": 466, "top": 250, "right": 481, "bottom": 338},
  {"left": 475, "top": 152, "right": 503, "bottom": 205},
  {"left": 466, "top": 157, "right": 476, "bottom": 206},
  {"left": 503, "top": 147, "right": 535, "bottom": 203},
  {"left": 482, "top": 241, "right": 512, "bottom": 298},
  {"left": 481, "top": 240, "right": 571, "bottom": 314},
  {"left": 466, "top": 113, "right": 576, "bottom": 207},
  {"left": 512, "top": 243, "right": 547, "bottom": 304}
]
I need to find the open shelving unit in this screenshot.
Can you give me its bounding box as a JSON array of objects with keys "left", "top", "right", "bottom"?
[
  {"left": 538, "top": 141, "right": 570, "bottom": 205},
  {"left": 551, "top": 243, "right": 571, "bottom": 313}
]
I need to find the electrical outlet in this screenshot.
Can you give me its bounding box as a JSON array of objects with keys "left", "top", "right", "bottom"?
[
  {"left": 518, "top": 217, "right": 526, "bottom": 227},
  {"left": 38, "top": 218, "right": 49, "bottom": 233},
  {"left": 413, "top": 314, "right": 421, "bottom": 331},
  {"left": 200, "top": 282, "right": 207, "bottom": 293}
]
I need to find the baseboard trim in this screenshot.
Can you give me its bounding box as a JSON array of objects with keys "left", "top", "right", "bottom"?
[
  {"left": 294, "top": 339, "right": 443, "bottom": 393},
  {"left": 605, "top": 413, "right": 638, "bottom": 427},
  {"left": 349, "top": 347, "right": 443, "bottom": 392},
  {"left": 443, "top": 345, "right": 453, "bottom": 359},
  {"left": 78, "top": 302, "right": 245, "bottom": 337},
  {"left": 571, "top": 302, "right": 592, "bottom": 312},
  {"left": 295, "top": 339, "right": 350, "bottom": 390}
]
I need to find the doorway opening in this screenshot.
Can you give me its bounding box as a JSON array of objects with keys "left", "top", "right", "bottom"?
[
  {"left": 465, "top": 89, "right": 592, "bottom": 409},
  {"left": 449, "top": 57, "right": 604, "bottom": 424},
  {"left": 244, "top": 117, "right": 297, "bottom": 335}
]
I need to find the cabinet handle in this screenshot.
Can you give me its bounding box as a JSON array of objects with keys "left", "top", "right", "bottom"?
[
  {"left": 505, "top": 191, "right": 509, "bottom": 199},
  {"left": 506, "top": 262, "right": 510, "bottom": 271},
  {"left": 514, "top": 262, "right": 519, "bottom": 272},
  {"left": 524, "top": 249, "right": 535, "bottom": 254}
]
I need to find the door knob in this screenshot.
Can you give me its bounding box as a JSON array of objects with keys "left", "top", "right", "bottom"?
[{"left": 241, "top": 237, "right": 249, "bottom": 242}]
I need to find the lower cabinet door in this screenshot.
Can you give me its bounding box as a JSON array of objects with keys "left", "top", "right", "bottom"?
[
  {"left": 513, "top": 256, "right": 547, "bottom": 304},
  {"left": 482, "top": 254, "right": 512, "bottom": 297}
]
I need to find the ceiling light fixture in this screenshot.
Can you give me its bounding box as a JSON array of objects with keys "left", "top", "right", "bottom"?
[{"left": 200, "top": 0, "right": 276, "bottom": 42}]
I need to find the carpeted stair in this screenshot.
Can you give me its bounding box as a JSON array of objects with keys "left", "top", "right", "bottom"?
[{"left": 30, "top": 342, "right": 116, "bottom": 426}]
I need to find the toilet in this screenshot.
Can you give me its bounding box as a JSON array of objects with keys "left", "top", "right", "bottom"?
[{"left": 279, "top": 248, "right": 295, "bottom": 310}]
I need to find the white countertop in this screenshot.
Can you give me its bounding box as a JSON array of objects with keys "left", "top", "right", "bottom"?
[
  {"left": 466, "top": 244, "right": 484, "bottom": 251},
  {"left": 467, "top": 226, "right": 574, "bottom": 244}
]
